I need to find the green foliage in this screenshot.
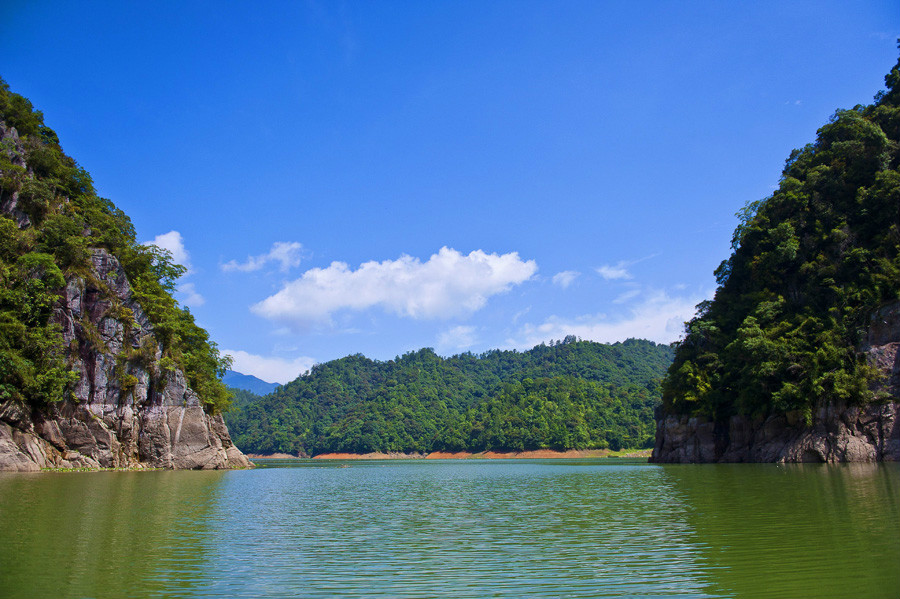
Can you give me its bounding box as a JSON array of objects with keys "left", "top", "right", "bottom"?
[
  {"left": 227, "top": 387, "right": 262, "bottom": 409},
  {"left": 0, "top": 248, "right": 76, "bottom": 404},
  {"left": 0, "top": 77, "right": 231, "bottom": 412},
  {"left": 463, "top": 377, "right": 656, "bottom": 452},
  {"left": 662, "top": 49, "right": 900, "bottom": 422},
  {"left": 224, "top": 338, "right": 673, "bottom": 455}
]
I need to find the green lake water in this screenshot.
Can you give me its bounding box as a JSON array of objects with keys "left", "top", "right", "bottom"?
[{"left": 0, "top": 459, "right": 898, "bottom": 598}]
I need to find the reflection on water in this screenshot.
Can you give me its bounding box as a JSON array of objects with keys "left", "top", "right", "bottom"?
[
  {"left": 0, "top": 470, "right": 225, "bottom": 599},
  {"left": 660, "top": 463, "right": 900, "bottom": 599},
  {"left": 1, "top": 460, "right": 897, "bottom": 598}
]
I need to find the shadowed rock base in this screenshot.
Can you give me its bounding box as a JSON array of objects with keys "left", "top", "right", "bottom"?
[
  {"left": 653, "top": 303, "right": 900, "bottom": 463},
  {"left": 650, "top": 401, "right": 900, "bottom": 463}
]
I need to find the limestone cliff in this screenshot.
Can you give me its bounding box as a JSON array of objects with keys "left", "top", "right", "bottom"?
[
  {"left": 0, "top": 94, "right": 250, "bottom": 471},
  {"left": 0, "top": 248, "right": 251, "bottom": 471},
  {"left": 651, "top": 303, "right": 900, "bottom": 463}
]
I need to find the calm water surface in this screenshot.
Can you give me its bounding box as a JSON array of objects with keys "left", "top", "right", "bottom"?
[{"left": 0, "top": 459, "right": 897, "bottom": 598}]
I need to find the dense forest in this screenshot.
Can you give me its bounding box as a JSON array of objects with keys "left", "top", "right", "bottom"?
[
  {"left": 225, "top": 338, "right": 674, "bottom": 455},
  {"left": 0, "top": 79, "right": 232, "bottom": 413},
  {"left": 661, "top": 51, "right": 900, "bottom": 424}
]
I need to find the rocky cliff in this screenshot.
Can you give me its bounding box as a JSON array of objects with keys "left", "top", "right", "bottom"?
[
  {"left": 0, "top": 248, "right": 251, "bottom": 471},
  {"left": 651, "top": 303, "right": 900, "bottom": 463},
  {"left": 0, "top": 107, "right": 250, "bottom": 471},
  {"left": 652, "top": 56, "right": 900, "bottom": 464},
  {"left": 0, "top": 249, "right": 250, "bottom": 471}
]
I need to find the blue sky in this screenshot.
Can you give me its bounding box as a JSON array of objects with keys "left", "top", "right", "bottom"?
[{"left": 2, "top": 1, "right": 897, "bottom": 383}]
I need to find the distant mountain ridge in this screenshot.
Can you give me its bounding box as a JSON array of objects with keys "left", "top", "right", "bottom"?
[
  {"left": 223, "top": 370, "right": 279, "bottom": 395},
  {"left": 225, "top": 337, "right": 675, "bottom": 456}
]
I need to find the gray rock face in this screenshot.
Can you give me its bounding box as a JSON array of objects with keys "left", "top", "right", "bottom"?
[
  {"left": 0, "top": 248, "right": 251, "bottom": 471},
  {"left": 651, "top": 302, "right": 900, "bottom": 463},
  {"left": 865, "top": 303, "right": 900, "bottom": 398},
  {"left": 0, "top": 123, "right": 32, "bottom": 227},
  {"left": 650, "top": 401, "right": 900, "bottom": 463}
]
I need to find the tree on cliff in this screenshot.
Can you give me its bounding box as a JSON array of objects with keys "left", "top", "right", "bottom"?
[
  {"left": 661, "top": 47, "right": 900, "bottom": 424},
  {"left": 0, "top": 78, "right": 232, "bottom": 412}
]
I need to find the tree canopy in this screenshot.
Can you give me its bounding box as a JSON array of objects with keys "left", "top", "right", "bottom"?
[
  {"left": 661, "top": 49, "right": 900, "bottom": 424},
  {"left": 225, "top": 338, "right": 674, "bottom": 455}
]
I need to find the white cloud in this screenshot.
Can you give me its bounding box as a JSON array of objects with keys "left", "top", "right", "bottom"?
[
  {"left": 438, "top": 325, "right": 478, "bottom": 352},
  {"left": 224, "top": 349, "right": 317, "bottom": 385},
  {"left": 612, "top": 288, "right": 641, "bottom": 304},
  {"left": 251, "top": 247, "right": 538, "bottom": 325},
  {"left": 148, "top": 230, "right": 191, "bottom": 271},
  {"left": 222, "top": 241, "right": 305, "bottom": 273},
  {"left": 512, "top": 306, "right": 531, "bottom": 324},
  {"left": 509, "top": 289, "right": 708, "bottom": 348},
  {"left": 146, "top": 230, "right": 204, "bottom": 305},
  {"left": 178, "top": 282, "right": 205, "bottom": 307},
  {"left": 596, "top": 262, "right": 632, "bottom": 280},
  {"left": 552, "top": 270, "right": 580, "bottom": 289},
  {"left": 596, "top": 254, "right": 659, "bottom": 282}
]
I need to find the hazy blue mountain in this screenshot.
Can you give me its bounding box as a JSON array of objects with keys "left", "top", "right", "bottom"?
[{"left": 223, "top": 370, "right": 279, "bottom": 395}]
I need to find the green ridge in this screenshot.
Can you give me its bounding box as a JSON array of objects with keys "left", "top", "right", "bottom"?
[{"left": 225, "top": 338, "right": 674, "bottom": 455}]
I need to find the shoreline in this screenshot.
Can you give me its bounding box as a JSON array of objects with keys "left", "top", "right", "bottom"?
[{"left": 247, "top": 449, "right": 652, "bottom": 460}]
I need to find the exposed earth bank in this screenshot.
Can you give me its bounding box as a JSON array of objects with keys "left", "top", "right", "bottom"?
[{"left": 248, "top": 449, "right": 651, "bottom": 460}]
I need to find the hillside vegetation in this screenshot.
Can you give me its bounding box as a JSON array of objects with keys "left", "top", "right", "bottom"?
[
  {"left": 0, "top": 78, "right": 232, "bottom": 412},
  {"left": 661, "top": 51, "right": 900, "bottom": 423},
  {"left": 224, "top": 338, "right": 674, "bottom": 455}
]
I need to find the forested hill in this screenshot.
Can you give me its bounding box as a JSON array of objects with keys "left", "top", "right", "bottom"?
[
  {"left": 224, "top": 338, "right": 674, "bottom": 456},
  {"left": 660, "top": 51, "right": 900, "bottom": 424}
]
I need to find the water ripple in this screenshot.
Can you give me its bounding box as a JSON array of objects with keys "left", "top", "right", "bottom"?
[{"left": 1, "top": 461, "right": 898, "bottom": 598}]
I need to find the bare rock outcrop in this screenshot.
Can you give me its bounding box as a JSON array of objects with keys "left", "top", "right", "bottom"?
[
  {"left": 0, "top": 123, "right": 32, "bottom": 227},
  {"left": 0, "top": 249, "right": 251, "bottom": 471},
  {"left": 651, "top": 302, "right": 900, "bottom": 463},
  {"left": 651, "top": 401, "right": 900, "bottom": 463}
]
